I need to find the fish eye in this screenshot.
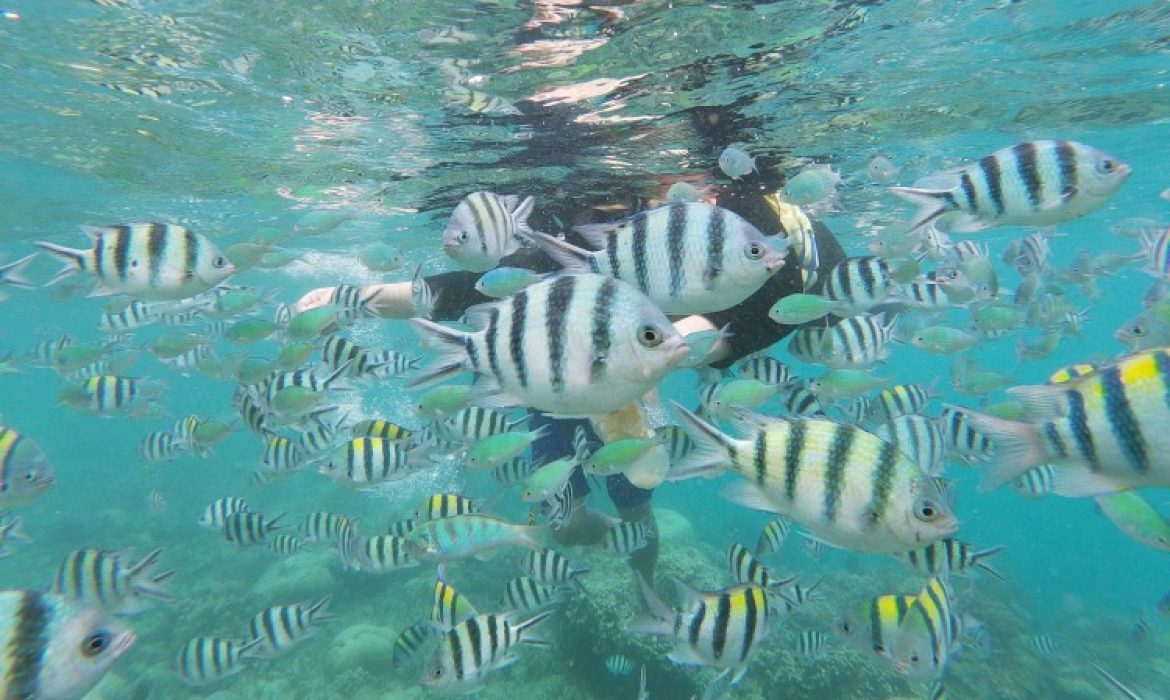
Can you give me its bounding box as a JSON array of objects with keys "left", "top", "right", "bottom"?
[
  {"left": 212, "top": 256, "right": 226, "bottom": 268},
  {"left": 430, "top": 667, "right": 443, "bottom": 679},
  {"left": 637, "top": 325, "right": 663, "bottom": 348},
  {"left": 913, "top": 498, "right": 941, "bottom": 522},
  {"left": 745, "top": 242, "right": 766, "bottom": 260},
  {"left": 24, "top": 470, "right": 37, "bottom": 481},
  {"left": 910, "top": 653, "right": 920, "bottom": 663},
  {"left": 458, "top": 231, "right": 468, "bottom": 241},
  {"left": 1098, "top": 158, "right": 1116, "bottom": 174},
  {"left": 1131, "top": 325, "right": 1146, "bottom": 337},
  {"left": 82, "top": 630, "right": 112, "bottom": 657},
  {"left": 840, "top": 621, "right": 851, "bottom": 633},
  {"left": 873, "top": 644, "right": 885, "bottom": 653}
]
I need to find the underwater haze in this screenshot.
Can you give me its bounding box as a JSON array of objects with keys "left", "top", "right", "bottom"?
[{"left": 1, "top": 1, "right": 1169, "bottom": 699}]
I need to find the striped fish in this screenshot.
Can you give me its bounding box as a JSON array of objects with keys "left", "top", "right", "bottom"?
[
  {"left": 901, "top": 278, "right": 952, "bottom": 310},
  {"left": 406, "top": 514, "right": 541, "bottom": 562},
  {"left": 442, "top": 192, "right": 534, "bottom": 272},
  {"left": 222, "top": 512, "right": 283, "bottom": 546},
  {"left": 246, "top": 597, "right": 332, "bottom": 659},
  {"left": 500, "top": 576, "right": 560, "bottom": 612},
  {"left": 362, "top": 349, "right": 420, "bottom": 379},
  {"left": 98, "top": 300, "right": 156, "bottom": 333},
  {"left": 59, "top": 375, "right": 163, "bottom": 417},
  {"left": 0, "top": 425, "right": 55, "bottom": 507},
  {"left": 1025, "top": 634, "right": 1059, "bottom": 656},
  {"left": 519, "top": 548, "right": 589, "bottom": 590},
  {"left": 261, "top": 436, "right": 306, "bottom": 476},
  {"left": 892, "top": 141, "right": 1130, "bottom": 232},
  {"left": 392, "top": 622, "right": 437, "bottom": 668},
  {"left": 327, "top": 284, "right": 379, "bottom": 322},
  {"left": 939, "top": 406, "right": 992, "bottom": 463},
  {"left": 138, "top": 431, "right": 183, "bottom": 463},
  {"left": 300, "top": 512, "right": 355, "bottom": 543},
  {"left": 37, "top": 223, "right": 236, "bottom": 300},
  {"left": 655, "top": 425, "right": 694, "bottom": 464},
  {"left": 630, "top": 579, "right": 772, "bottom": 684},
  {"left": 388, "top": 517, "right": 417, "bottom": 538},
  {"left": 0, "top": 590, "right": 134, "bottom": 698},
  {"left": 492, "top": 455, "right": 536, "bottom": 486},
  {"left": 352, "top": 419, "right": 414, "bottom": 441},
  {"left": 441, "top": 406, "right": 523, "bottom": 443},
  {"left": 890, "top": 576, "right": 962, "bottom": 681},
  {"left": 817, "top": 313, "right": 897, "bottom": 368},
  {"left": 1140, "top": 227, "right": 1170, "bottom": 282},
  {"left": 175, "top": 636, "right": 261, "bottom": 685},
  {"left": 51, "top": 548, "right": 173, "bottom": 616},
  {"left": 670, "top": 403, "right": 957, "bottom": 552},
  {"left": 795, "top": 630, "right": 828, "bottom": 657},
  {"left": 319, "top": 437, "right": 431, "bottom": 487},
  {"left": 893, "top": 538, "right": 1006, "bottom": 581},
  {"left": 268, "top": 534, "right": 303, "bottom": 557},
  {"left": 835, "top": 592, "right": 919, "bottom": 660},
  {"left": 865, "top": 384, "right": 934, "bottom": 424},
  {"left": 409, "top": 274, "right": 689, "bottom": 417},
  {"left": 432, "top": 571, "right": 479, "bottom": 629},
  {"left": 735, "top": 356, "right": 792, "bottom": 386},
  {"left": 199, "top": 497, "right": 249, "bottom": 529},
  {"left": 967, "top": 348, "right": 1170, "bottom": 494},
  {"left": 780, "top": 383, "right": 824, "bottom": 417},
  {"left": 415, "top": 493, "right": 481, "bottom": 521},
  {"left": 727, "top": 543, "right": 794, "bottom": 589},
  {"left": 422, "top": 611, "right": 553, "bottom": 691},
  {"left": 786, "top": 326, "right": 826, "bottom": 363},
  {"left": 355, "top": 535, "right": 416, "bottom": 572},
  {"left": 441, "top": 86, "right": 522, "bottom": 117},
  {"left": 527, "top": 202, "right": 788, "bottom": 314},
  {"left": 822, "top": 256, "right": 902, "bottom": 314},
  {"left": 875, "top": 414, "right": 946, "bottom": 477},
  {"left": 600, "top": 517, "right": 656, "bottom": 557},
  {"left": 756, "top": 517, "right": 791, "bottom": 556}
]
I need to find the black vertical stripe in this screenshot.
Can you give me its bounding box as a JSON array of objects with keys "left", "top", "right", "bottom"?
[
  {"left": 589, "top": 279, "right": 614, "bottom": 383},
  {"left": 857, "top": 258, "right": 877, "bottom": 301},
  {"left": 448, "top": 629, "right": 464, "bottom": 681},
  {"left": 868, "top": 599, "right": 883, "bottom": 652},
  {"left": 1014, "top": 142, "right": 1042, "bottom": 210},
  {"left": 823, "top": 426, "right": 854, "bottom": 523},
  {"left": 605, "top": 230, "right": 621, "bottom": 278},
  {"left": 632, "top": 213, "right": 650, "bottom": 294},
  {"left": 784, "top": 422, "right": 805, "bottom": 503},
  {"left": 464, "top": 336, "right": 480, "bottom": 371},
  {"left": 1100, "top": 366, "right": 1148, "bottom": 472},
  {"left": 545, "top": 276, "right": 574, "bottom": 393},
  {"left": 977, "top": 155, "right": 1005, "bottom": 216},
  {"left": 1156, "top": 351, "right": 1170, "bottom": 416},
  {"left": 486, "top": 615, "right": 500, "bottom": 662},
  {"left": 667, "top": 203, "right": 687, "bottom": 298},
  {"left": 711, "top": 593, "right": 730, "bottom": 660},
  {"left": 509, "top": 291, "right": 529, "bottom": 388},
  {"left": 740, "top": 589, "right": 758, "bottom": 663},
  {"left": 869, "top": 440, "right": 898, "bottom": 526},
  {"left": 1066, "top": 390, "right": 1097, "bottom": 470},
  {"left": 113, "top": 225, "right": 132, "bottom": 281},
  {"left": 147, "top": 223, "right": 167, "bottom": 286},
  {"left": 92, "top": 230, "right": 104, "bottom": 275},
  {"left": 753, "top": 429, "right": 768, "bottom": 486},
  {"left": 705, "top": 206, "right": 724, "bottom": 290},
  {"left": 466, "top": 195, "right": 489, "bottom": 255},
  {"left": 1055, "top": 140, "right": 1078, "bottom": 198},
  {"left": 688, "top": 601, "right": 706, "bottom": 648},
  {"left": 485, "top": 308, "right": 502, "bottom": 380},
  {"left": 10, "top": 591, "right": 51, "bottom": 697},
  {"left": 959, "top": 171, "right": 978, "bottom": 210}
]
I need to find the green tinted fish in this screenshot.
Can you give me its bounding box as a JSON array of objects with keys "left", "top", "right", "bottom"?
[
  {"left": 414, "top": 385, "right": 472, "bottom": 419},
  {"left": 465, "top": 428, "right": 547, "bottom": 470},
  {"left": 834, "top": 593, "right": 919, "bottom": 660},
  {"left": 224, "top": 318, "right": 279, "bottom": 344},
  {"left": 808, "top": 369, "right": 887, "bottom": 402},
  {"left": 768, "top": 293, "right": 843, "bottom": 325},
  {"left": 285, "top": 307, "right": 340, "bottom": 341},
  {"left": 475, "top": 266, "right": 548, "bottom": 298},
  {"left": 521, "top": 458, "right": 578, "bottom": 502},
  {"left": 274, "top": 342, "right": 316, "bottom": 370},
  {"left": 360, "top": 242, "right": 406, "bottom": 272},
  {"left": 1093, "top": 490, "right": 1170, "bottom": 552},
  {"left": 910, "top": 325, "right": 978, "bottom": 354},
  {"left": 406, "top": 514, "right": 541, "bottom": 562},
  {"left": 392, "top": 622, "right": 437, "bottom": 668},
  {"left": 584, "top": 438, "right": 661, "bottom": 477}
]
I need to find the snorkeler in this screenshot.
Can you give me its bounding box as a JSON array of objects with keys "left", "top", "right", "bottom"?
[{"left": 294, "top": 181, "right": 845, "bottom": 591}]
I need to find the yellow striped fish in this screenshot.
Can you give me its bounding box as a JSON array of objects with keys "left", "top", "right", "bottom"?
[
  {"left": 890, "top": 576, "right": 962, "bottom": 682},
  {"left": 834, "top": 592, "right": 919, "bottom": 660},
  {"left": 0, "top": 425, "right": 54, "bottom": 508},
  {"left": 968, "top": 347, "right": 1170, "bottom": 495},
  {"left": 670, "top": 403, "right": 957, "bottom": 552}
]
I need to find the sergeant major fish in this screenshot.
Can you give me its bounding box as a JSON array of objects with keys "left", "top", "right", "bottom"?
[
  {"left": 0, "top": 424, "right": 55, "bottom": 507},
  {"left": 422, "top": 611, "right": 553, "bottom": 691},
  {"left": 442, "top": 192, "right": 536, "bottom": 272}
]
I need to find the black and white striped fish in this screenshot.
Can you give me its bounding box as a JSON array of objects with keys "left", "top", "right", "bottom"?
[
  {"left": 431, "top": 569, "right": 478, "bottom": 629},
  {"left": 409, "top": 274, "right": 689, "bottom": 417},
  {"left": 327, "top": 284, "right": 379, "bottom": 322},
  {"left": 98, "top": 300, "right": 156, "bottom": 333},
  {"left": 51, "top": 548, "right": 173, "bottom": 616},
  {"left": 875, "top": 414, "right": 946, "bottom": 477},
  {"left": 600, "top": 517, "right": 656, "bottom": 557},
  {"left": 1012, "top": 464, "right": 1056, "bottom": 498},
  {"left": 892, "top": 141, "right": 1130, "bottom": 233},
  {"left": 500, "top": 576, "right": 560, "bottom": 612},
  {"left": 520, "top": 548, "right": 589, "bottom": 590},
  {"left": 756, "top": 517, "right": 791, "bottom": 556},
  {"left": 301, "top": 511, "right": 355, "bottom": 544},
  {"left": 175, "top": 636, "right": 261, "bottom": 686},
  {"left": 246, "top": 597, "right": 332, "bottom": 658},
  {"left": 199, "top": 497, "right": 249, "bottom": 529},
  {"left": 422, "top": 611, "right": 553, "bottom": 691},
  {"left": 388, "top": 517, "right": 417, "bottom": 538},
  {"left": 222, "top": 512, "right": 284, "bottom": 546},
  {"left": 355, "top": 535, "right": 417, "bottom": 572},
  {"left": 138, "top": 431, "right": 184, "bottom": 463},
  {"left": 37, "top": 223, "right": 236, "bottom": 300},
  {"left": 735, "top": 356, "right": 792, "bottom": 386},
  {"left": 795, "top": 630, "right": 828, "bottom": 657},
  {"left": 939, "top": 406, "right": 992, "bottom": 463},
  {"left": 319, "top": 437, "right": 432, "bottom": 487},
  {"left": 392, "top": 622, "right": 437, "bottom": 668},
  {"left": 864, "top": 384, "right": 933, "bottom": 424},
  {"left": 0, "top": 590, "right": 134, "bottom": 698},
  {"left": 442, "top": 192, "right": 535, "bottom": 272},
  {"left": 441, "top": 406, "right": 524, "bottom": 444},
  {"left": 261, "top": 436, "right": 306, "bottom": 476},
  {"left": 526, "top": 202, "right": 788, "bottom": 314},
  {"left": 1025, "top": 634, "right": 1058, "bottom": 656},
  {"left": 727, "top": 543, "right": 794, "bottom": 589},
  {"left": 817, "top": 313, "right": 898, "bottom": 368},
  {"left": 822, "top": 256, "right": 903, "bottom": 314},
  {"left": 268, "top": 534, "right": 303, "bottom": 557},
  {"left": 892, "top": 538, "right": 1006, "bottom": 581},
  {"left": 58, "top": 375, "right": 163, "bottom": 417}
]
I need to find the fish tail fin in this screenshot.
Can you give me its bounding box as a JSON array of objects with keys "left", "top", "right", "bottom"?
[
  {"left": 971, "top": 545, "right": 1008, "bottom": 582},
  {"left": 522, "top": 231, "right": 594, "bottom": 274},
  {"left": 667, "top": 401, "right": 733, "bottom": 481},
  {"left": 406, "top": 318, "right": 471, "bottom": 389},
  {"left": 512, "top": 195, "right": 536, "bottom": 234},
  {"left": 35, "top": 241, "right": 90, "bottom": 285},
  {"left": 126, "top": 547, "right": 175, "bottom": 601},
  {"left": 954, "top": 406, "right": 1048, "bottom": 491},
  {"left": 0, "top": 254, "right": 38, "bottom": 289},
  {"left": 889, "top": 187, "right": 956, "bottom": 232},
  {"left": 514, "top": 609, "right": 555, "bottom": 647}
]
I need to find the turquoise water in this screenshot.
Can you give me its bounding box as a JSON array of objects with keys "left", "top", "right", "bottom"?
[{"left": 2, "top": 1, "right": 1169, "bottom": 699}]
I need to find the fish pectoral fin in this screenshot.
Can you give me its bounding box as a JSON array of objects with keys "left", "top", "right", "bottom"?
[
  {"left": 721, "top": 481, "right": 783, "bottom": 515},
  {"left": 1050, "top": 464, "right": 1131, "bottom": 498},
  {"left": 1039, "top": 186, "right": 1078, "bottom": 211},
  {"left": 667, "top": 645, "right": 709, "bottom": 668}
]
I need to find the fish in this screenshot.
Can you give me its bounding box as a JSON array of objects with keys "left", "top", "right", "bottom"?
[
  {"left": 442, "top": 406, "right": 524, "bottom": 443},
  {"left": 782, "top": 582, "right": 825, "bottom": 612},
  {"left": 432, "top": 570, "right": 479, "bottom": 629},
  {"left": 51, "top": 548, "right": 173, "bottom": 616},
  {"left": 890, "top": 576, "right": 962, "bottom": 681},
  {"left": 600, "top": 517, "right": 657, "bottom": 557},
  {"left": 409, "top": 274, "right": 689, "bottom": 417},
  {"left": 795, "top": 630, "right": 828, "bottom": 657},
  {"left": 1025, "top": 634, "right": 1058, "bottom": 656},
  {"left": 421, "top": 611, "right": 553, "bottom": 691},
  {"left": 98, "top": 299, "right": 156, "bottom": 333},
  {"left": 354, "top": 535, "right": 417, "bottom": 572},
  {"left": 938, "top": 406, "right": 992, "bottom": 464},
  {"left": 411, "top": 263, "right": 438, "bottom": 320},
  {"left": 199, "top": 497, "right": 250, "bottom": 529},
  {"left": 261, "top": 436, "right": 307, "bottom": 477},
  {"left": 718, "top": 145, "right": 757, "bottom": 180},
  {"left": 1012, "top": 464, "right": 1056, "bottom": 498},
  {"left": 519, "top": 548, "right": 589, "bottom": 590},
  {"left": 801, "top": 533, "right": 825, "bottom": 560},
  {"left": 606, "top": 653, "right": 636, "bottom": 677},
  {"left": 500, "top": 576, "right": 560, "bottom": 612},
  {"left": 817, "top": 313, "right": 898, "bottom": 368},
  {"left": 835, "top": 592, "right": 919, "bottom": 660},
  {"left": 138, "top": 431, "right": 183, "bottom": 463},
  {"left": 0, "top": 425, "right": 55, "bottom": 507},
  {"left": 352, "top": 418, "right": 415, "bottom": 441},
  {"left": 630, "top": 577, "right": 772, "bottom": 684},
  {"left": 1093, "top": 490, "right": 1170, "bottom": 552},
  {"left": 525, "top": 203, "right": 788, "bottom": 314},
  {"left": 0, "top": 590, "right": 135, "bottom": 698},
  {"left": 521, "top": 457, "right": 578, "bottom": 502},
  {"left": 246, "top": 597, "right": 332, "bottom": 659},
  {"left": 37, "top": 223, "right": 236, "bottom": 300},
  {"left": 392, "top": 622, "right": 437, "bottom": 668},
  {"left": 735, "top": 356, "right": 792, "bottom": 386},
  {"left": 442, "top": 192, "right": 535, "bottom": 272},
  {"left": 821, "top": 256, "right": 903, "bottom": 314},
  {"left": 583, "top": 438, "right": 660, "bottom": 477},
  {"left": 475, "top": 266, "right": 551, "bottom": 298},
  {"left": 768, "top": 293, "right": 844, "bottom": 326},
  {"left": 726, "top": 543, "right": 795, "bottom": 589},
  {"left": 388, "top": 518, "right": 416, "bottom": 538},
  {"left": 319, "top": 437, "right": 431, "bottom": 487},
  {"left": 966, "top": 348, "right": 1170, "bottom": 494},
  {"left": 668, "top": 403, "right": 957, "bottom": 552},
  {"left": 891, "top": 141, "right": 1130, "bottom": 232},
  {"left": 58, "top": 375, "right": 164, "bottom": 417},
  {"left": 415, "top": 493, "right": 481, "bottom": 521},
  {"left": 0, "top": 253, "right": 36, "bottom": 290},
  {"left": 359, "top": 242, "right": 406, "bottom": 272},
  {"left": 175, "top": 636, "right": 262, "bottom": 685},
  {"left": 782, "top": 165, "right": 842, "bottom": 209},
  {"left": 268, "top": 534, "right": 302, "bottom": 556},
  {"left": 875, "top": 414, "right": 946, "bottom": 477},
  {"left": 221, "top": 512, "right": 284, "bottom": 546},
  {"left": 327, "top": 284, "right": 380, "bottom": 322},
  {"left": 300, "top": 511, "right": 355, "bottom": 544},
  {"left": 864, "top": 384, "right": 934, "bottom": 424},
  {"left": 405, "top": 514, "right": 542, "bottom": 561},
  {"left": 892, "top": 538, "right": 1006, "bottom": 581},
  {"left": 441, "top": 86, "right": 521, "bottom": 116},
  {"left": 756, "top": 517, "right": 791, "bottom": 556},
  {"left": 466, "top": 428, "right": 548, "bottom": 470},
  {"left": 867, "top": 155, "right": 900, "bottom": 183},
  {"left": 492, "top": 456, "right": 537, "bottom": 486}
]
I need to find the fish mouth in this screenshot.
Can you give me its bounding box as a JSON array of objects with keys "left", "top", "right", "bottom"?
[
  {"left": 666, "top": 337, "right": 691, "bottom": 365},
  {"left": 441, "top": 241, "right": 460, "bottom": 253}
]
